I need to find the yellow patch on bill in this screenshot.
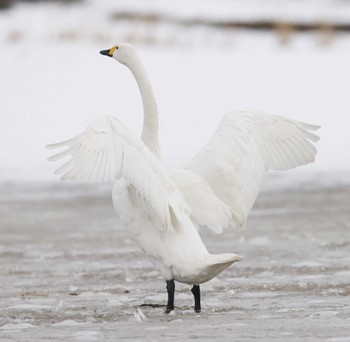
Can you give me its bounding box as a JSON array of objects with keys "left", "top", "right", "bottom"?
[{"left": 109, "top": 46, "right": 117, "bottom": 56}]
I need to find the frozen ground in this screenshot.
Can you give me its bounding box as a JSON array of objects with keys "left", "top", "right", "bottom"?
[{"left": 0, "top": 181, "right": 349, "bottom": 341}]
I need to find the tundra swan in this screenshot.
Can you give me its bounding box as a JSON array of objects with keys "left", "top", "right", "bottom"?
[{"left": 47, "top": 43, "right": 319, "bottom": 313}]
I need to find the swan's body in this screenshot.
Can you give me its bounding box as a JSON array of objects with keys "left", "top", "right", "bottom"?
[
  {"left": 47, "top": 44, "right": 319, "bottom": 313},
  {"left": 112, "top": 177, "right": 239, "bottom": 285}
]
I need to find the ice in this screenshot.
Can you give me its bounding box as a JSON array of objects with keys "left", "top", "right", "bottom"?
[
  {"left": 316, "top": 311, "right": 339, "bottom": 317},
  {"left": 334, "top": 271, "right": 350, "bottom": 278},
  {"left": 54, "top": 300, "right": 63, "bottom": 312},
  {"left": 133, "top": 310, "right": 144, "bottom": 322},
  {"left": 106, "top": 299, "right": 123, "bottom": 307},
  {"left": 72, "top": 331, "right": 104, "bottom": 341},
  {"left": 168, "top": 319, "right": 183, "bottom": 324},
  {"left": 0, "top": 323, "right": 36, "bottom": 330},
  {"left": 52, "top": 320, "right": 85, "bottom": 327},
  {"left": 79, "top": 291, "right": 111, "bottom": 297},
  {"left": 137, "top": 307, "right": 147, "bottom": 320},
  {"left": 145, "top": 326, "right": 167, "bottom": 331},
  {"left": 255, "top": 271, "right": 274, "bottom": 278},
  {"left": 8, "top": 304, "right": 51, "bottom": 310},
  {"left": 292, "top": 261, "right": 323, "bottom": 267},
  {"left": 248, "top": 236, "right": 271, "bottom": 246}
]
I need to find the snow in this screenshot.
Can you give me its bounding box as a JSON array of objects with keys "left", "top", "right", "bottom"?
[
  {"left": 0, "top": 1, "right": 349, "bottom": 186},
  {"left": 72, "top": 331, "right": 104, "bottom": 341},
  {"left": 8, "top": 304, "right": 52, "bottom": 310},
  {"left": 0, "top": 323, "right": 36, "bottom": 330},
  {"left": 292, "top": 261, "right": 324, "bottom": 267},
  {"left": 1, "top": 39, "right": 350, "bottom": 184},
  {"left": 52, "top": 320, "right": 85, "bottom": 327},
  {"left": 248, "top": 236, "right": 271, "bottom": 246},
  {"left": 4, "top": 0, "right": 350, "bottom": 35},
  {"left": 133, "top": 307, "right": 147, "bottom": 322}
]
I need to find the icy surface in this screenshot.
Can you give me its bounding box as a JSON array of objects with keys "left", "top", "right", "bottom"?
[{"left": 0, "top": 182, "right": 349, "bottom": 340}]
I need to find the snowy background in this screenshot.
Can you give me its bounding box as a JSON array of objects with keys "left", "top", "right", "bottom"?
[{"left": 0, "top": 0, "right": 350, "bottom": 183}]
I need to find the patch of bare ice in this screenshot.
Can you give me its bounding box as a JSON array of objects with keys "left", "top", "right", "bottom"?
[
  {"left": 316, "top": 311, "right": 340, "bottom": 317},
  {"left": 54, "top": 300, "right": 63, "bottom": 312},
  {"left": 255, "top": 271, "right": 274, "bottom": 278},
  {"left": 144, "top": 294, "right": 166, "bottom": 302},
  {"left": 137, "top": 307, "right": 147, "bottom": 319},
  {"left": 177, "top": 293, "right": 192, "bottom": 300},
  {"left": 8, "top": 304, "right": 51, "bottom": 310},
  {"left": 242, "top": 291, "right": 280, "bottom": 298},
  {"left": 133, "top": 307, "right": 147, "bottom": 322},
  {"left": 256, "top": 314, "right": 277, "bottom": 319},
  {"left": 249, "top": 236, "right": 271, "bottom": 246},
  {"left": 334, "top": 271, "right": 350, "bottom": 278},
  {"left": 326, "top": 338, "right": 350, "bottom": 342},
  {"left": 276, "top": 308, "right": 304, "bottom": 313},
  {"left": 0, "top": 323, "right": 36, "bottom": 330},
  {"left": 292, "top": 261, "right": 323, "bottom": 267},
  {"left": 72, "top": 331, "right": 104, "bottom": 341},
  {"left": 52, "top": 320, "right": 86, "bottom": 327},
  {"left": 145, "top": 326, "right": 167, "bottom": 331},
  {"left": 106, "top": 299, "right": 123, "bottom": 307},
  {"left": 79, "top": 291, "right": 111, "bottom": 298},
  {"left": 168, "top": 319, "right": 184, "bottom": 323}
]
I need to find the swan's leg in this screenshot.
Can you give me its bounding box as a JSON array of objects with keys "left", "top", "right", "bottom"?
[
  {"left": 191, "top": 284, "right": 201, "bottom": 313},
  {"left": 165, "top": 279, "right": 175, "bottom": 313}
]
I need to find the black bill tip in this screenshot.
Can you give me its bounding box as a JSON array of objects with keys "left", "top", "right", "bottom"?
[{"left": 100, "top": 49, "right": 112, "bottom": 57}]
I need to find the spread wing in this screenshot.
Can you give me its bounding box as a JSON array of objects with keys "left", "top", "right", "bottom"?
[
  {"left": 46, "top": 115, "right": 181, "bottom": 231},
  {"left": 173, "top": 111, "right": 320, "bottom": 232}
]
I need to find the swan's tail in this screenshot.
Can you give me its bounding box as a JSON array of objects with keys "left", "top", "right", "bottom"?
[{"left": 204, "top": 253, "right": 243, "bottom": 279}]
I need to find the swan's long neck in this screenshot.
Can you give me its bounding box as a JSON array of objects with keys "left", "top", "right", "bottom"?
[{"left": 127, "top": 53, "right": 161, "bottom": 160}]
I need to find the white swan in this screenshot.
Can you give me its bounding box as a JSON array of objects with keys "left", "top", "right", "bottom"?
[{"left": 47, "top": 43, "right": 320, "bottom": 313}]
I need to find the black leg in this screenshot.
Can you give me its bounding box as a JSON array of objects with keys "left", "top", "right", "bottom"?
[
  {"left": 165, "top": 279, "right": 175, "bottom": 313},
  {"left": 191, "top": 284, "right": 201, "bottom": 313}
]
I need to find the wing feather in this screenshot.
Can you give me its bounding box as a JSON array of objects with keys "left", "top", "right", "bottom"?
[
  {"left": 177, "top": 111, "right": 319, "bottom": 231},
  {"left": 47, "top": 115, "right": 185, "bottom": 231}
]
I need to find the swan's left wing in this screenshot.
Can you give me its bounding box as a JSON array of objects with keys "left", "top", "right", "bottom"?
[
  {"left": 174, "top": 111, "right": 320, "bottom": 232},
  {"left": 46, "top": 115, "right": 182, "bottom": 231}
]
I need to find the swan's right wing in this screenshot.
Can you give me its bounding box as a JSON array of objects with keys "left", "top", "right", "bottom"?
[{"left": 46, "top": 115, "right": 179, "bottom": 231}]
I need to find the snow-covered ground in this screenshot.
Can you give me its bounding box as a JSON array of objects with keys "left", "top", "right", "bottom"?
[
  {"left": 1, "top": 1, "right": 350, "bottom": 184},
  {"left": 1, "top": 2, "right": 350, "bottom": 185},
  {"left": 0, "top": 182, "right": 349, "bottom": 341}
]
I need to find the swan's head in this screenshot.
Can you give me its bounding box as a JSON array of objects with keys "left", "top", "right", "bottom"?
[{"left": 99, "top": 43, "right": 137, "bottom": 66}]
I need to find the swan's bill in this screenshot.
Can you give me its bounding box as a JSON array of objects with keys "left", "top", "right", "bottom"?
[{"left": 100, "top": 46, "right": 118, "bottom": 57}]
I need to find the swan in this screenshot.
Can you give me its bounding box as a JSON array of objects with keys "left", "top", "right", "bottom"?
[{"left": 46, "top": 43, "right": 320, "bottom": 313}]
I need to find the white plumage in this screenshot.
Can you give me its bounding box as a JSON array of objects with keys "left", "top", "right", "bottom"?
[
  {"left": 47, "top": 43, "right": 319, "bottom": 313},
  {"left": 47, "top": 115, "right": 178, "bottom": 231},
  {"left": 181, "top": 111, "right": 320, "bottom": 230}
]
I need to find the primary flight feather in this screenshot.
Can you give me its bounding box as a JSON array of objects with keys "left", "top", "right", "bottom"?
[{"left": 47, "top": 43, "right": 319, "bottom": 313}]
